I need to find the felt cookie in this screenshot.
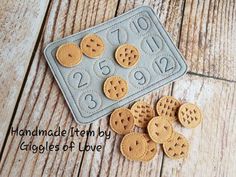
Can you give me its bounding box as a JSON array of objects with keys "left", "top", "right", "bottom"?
[
  {"left": 163, "top": 132, "right": 189, "bottom": 159},
  {"left": 130, "top": 101, "right": 155, "bottom": 128},
  {"left": 178, "top": 103, "right": 202, "bottom": 128},
  {"left": 120, "top": 132, "right": 147, "bottom": 160},
  {"left": 115, "top": 44, "right": 140, "bottom": 68},
  {"left": 147, "top": 116, "right": 173, "bottom": 144},
  {"left": 103, "top": 76, "right": 128, "bottom": 100},
  {"left": 156, "top": 96, "right": 181, "bottom": 122},
  {"left": 110, "top": 107, "right": 134, "bottom": 134},
  {"left": 80, "top": 34, "right": 105, "bottom": 58},
  {"left": 140, "top": 133, "right": 158, "bottom": 161},
  {"left": 56, "top": 43, "right": 82, "bottom": 67}
]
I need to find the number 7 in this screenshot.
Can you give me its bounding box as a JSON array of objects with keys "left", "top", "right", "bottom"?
[{"left": 111, "top": 29, "right": 120, "bottom": 44}]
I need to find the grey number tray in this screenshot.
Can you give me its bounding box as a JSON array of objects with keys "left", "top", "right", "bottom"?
[{"left": 44, "top": 6, "right": 188, "bottom": 124}]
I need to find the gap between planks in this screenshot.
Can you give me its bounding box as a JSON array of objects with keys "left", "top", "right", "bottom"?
[{"left": 187, "top": 71, "right": 236, "bottom": 83}]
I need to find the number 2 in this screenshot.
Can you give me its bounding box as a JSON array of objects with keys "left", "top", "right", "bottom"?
[{"left": 73, "top": 72, "right": 87, "bottom": 88}]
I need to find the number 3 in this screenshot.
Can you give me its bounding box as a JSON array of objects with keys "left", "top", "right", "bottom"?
[{"left": 85, "top": 94, "right": 97, "bottom": 109}]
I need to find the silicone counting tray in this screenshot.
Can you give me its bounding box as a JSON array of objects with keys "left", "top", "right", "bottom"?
[{"left": 44, "top": 6, "right": 188, "bottom": 124}]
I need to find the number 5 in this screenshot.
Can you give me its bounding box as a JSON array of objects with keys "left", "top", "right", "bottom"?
[{"left": 99, "top": 60, "right": 111, "bottom": 75}]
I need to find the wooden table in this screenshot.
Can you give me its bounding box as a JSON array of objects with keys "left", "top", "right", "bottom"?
[{"left": 0, "top": 0, "right": 236, "bottom": 176}]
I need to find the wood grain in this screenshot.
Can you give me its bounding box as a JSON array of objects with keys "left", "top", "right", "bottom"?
[
  {"left": 1, "top": 0, "right": 236, "bottom": 177},
  {"left": 160, "top": 74, "right": 236, "bottom": 177},
  {"left": 78, "top": 0, "right": 186, "bottom": 176},
  {"left": 0, "top": 0, "right": 50, "bottom": 152},
  {"left": 0, "top": 0, "right": 119, "bottom": 177},
  {"left": 179, "top": 0, "right": 236, "bottom": 81}
]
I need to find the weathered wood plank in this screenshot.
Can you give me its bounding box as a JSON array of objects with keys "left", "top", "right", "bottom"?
[
  {"left": 0, "top": 0, "right": 119, "bottom": 177},
  {"left": 2, "top": 0, "right": 235, "bottom": 177},
  {"left": 179, "top": 0, "right": 236, "bottom": 81},
  {"left": 0, "top": 0, "right": 50, "bottom": 152},
  {"left": 78, "top": 0, "right": 186, "bottom": 176},
  {"left": 160, "top": 75, "right": 236, "bottom": 177}
]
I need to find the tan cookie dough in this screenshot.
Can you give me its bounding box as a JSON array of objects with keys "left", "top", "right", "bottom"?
[
  {"left": 140, "top": 133, "right": 158, "bottom": 161},
  {"left": 110, "top": 107, "right": 134, "bottom": 134},
  {"left": 120, "top": 132, "right": 147, "bottom": 160},
  {"left": 56, "top": 43, "right": 82, "bottom": 67},
  {"left": 178, "top": 103, "right": 202, "bottom": 128},
  {"left": 130, "top": 101, "right": 155, "bottom": 128},
  {"left": 103, "top": 76, "right": 128, "bottom": 101},
  {"left": 163, "top": 132, "right": 189, "bottom": 159},
  {"left": 147, "top": 116, "right": 173, "bottom": 144},
  {"left": 80, "top": 34, "right": 105, "bottom": 58},
  {"left": 115, "top": 44, "right": 140, "bottom": 68},
  {"left": 156, "top": 96, "right": 181, "bottom": 122}
]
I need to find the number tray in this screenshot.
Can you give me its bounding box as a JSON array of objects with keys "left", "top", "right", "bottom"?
[{"left": 44, "top": 6, "right": 188, "bottom": 124}]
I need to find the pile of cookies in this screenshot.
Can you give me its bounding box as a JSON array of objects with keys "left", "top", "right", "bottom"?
[{"left": 110, "top": 96, "right": 202, "bottom": 161}]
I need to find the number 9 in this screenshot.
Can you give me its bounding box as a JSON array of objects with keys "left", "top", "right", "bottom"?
[
  {"left": 134, "top": 71, "right": 146, "bottom": 85},
  {"left": 129, "top": 68, "right": 151, "bottom": 88}
]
